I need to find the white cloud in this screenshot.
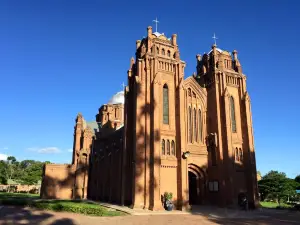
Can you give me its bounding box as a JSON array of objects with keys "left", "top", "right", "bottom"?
[
  {"left": 27, "top": 147, "right": 61, "bottom": 154},
  {"left": 67, "top": 149, "right": 73, "bottom": 153},
  {"left": 0, "top": 153, "right": 8, "bottom": 160},
  {"left": 2, "top": 147, "right": 8, "bottom": 150}
]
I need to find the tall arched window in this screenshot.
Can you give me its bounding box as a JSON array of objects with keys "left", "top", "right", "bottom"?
[
  {"left": 239, "top": 148, "right": 243, "bottom": 162},
  {"left": 194, "top": 108, "right": 197, "bottom": 142},
  {"left": 198, "top": 109, "right": 202, "bottom": 142},
  {"left": 230, "top": 96, "right": 237, "bottom": 132},
  {"left": 167, "top": 140, "right": 170, "bottom": 155},
  {"left": 156, "top": 47, "right": 159, "bottom": 54},
  {"left": 162, "top": 140, "right": 165, "bottom": 155},
  {"left": 171, "top": 141, "right": 175, "bottom": 155},
  {"left": 162, "top": 48, "right": 165, "bottom": 55},
  {"left": 235, "top": 147, "right": 239, "bottom": 161},
  {"left": 163, "top": 84, "right": 169, "bottom": 124},
  {"left": 189, "top": 107, "right": 192, "bottom": 143}
]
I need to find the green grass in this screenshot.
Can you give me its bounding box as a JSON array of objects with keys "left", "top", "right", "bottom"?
[
  {"left": 260, "top": 201, "right": 292, "bottom": 209},
  {"left": 0, "top": 192, "right": 39, "bottom": 200},
  {"left": 0, "top": 192, "right": 125, "bottom": 217}
]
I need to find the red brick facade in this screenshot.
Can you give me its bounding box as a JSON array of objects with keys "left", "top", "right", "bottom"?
[{"left": 41, "top": 26, "right": 259, "bottom": 210}]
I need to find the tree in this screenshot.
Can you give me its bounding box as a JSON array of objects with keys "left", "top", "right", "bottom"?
[
  {"left": 259, "top": 170, "right": 300, "bottom": 204},
  {"left": 0, "top": 160, "right": 8, "bottom": 184},
  {"left": 295, "top": 175, "right": 300, "bottom": 184}
]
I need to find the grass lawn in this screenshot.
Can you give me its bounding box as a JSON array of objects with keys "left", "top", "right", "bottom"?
[
  {"left": 0, "top": 192, "right": 125, "bottom": 216},
  {"left": 260, "top": 201, "right": 292, "bottom": 209}
]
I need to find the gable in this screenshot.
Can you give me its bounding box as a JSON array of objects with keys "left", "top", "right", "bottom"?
[{"left": 183, "top": 76, "right": 207, "bottom": 110}]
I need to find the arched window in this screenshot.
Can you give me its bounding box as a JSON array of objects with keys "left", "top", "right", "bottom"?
[
  {"left": 194, "top": 108, "right": 197, "bottom": 142},
  {"left": 163, "top": 84, "right": 169, "bottom": 124},
  {"left": 230, "top": 96, "right": 237, "bottom": 132},
  {"left": 115, "top": 108, "right": 117, "bottom": 118},
  {"left": 162, "top": 48, "right": 165, "bottom": 55},
  {"left": 151, "top": 47, "right": 154, "bottom": 53},
  {"left": 167, "top": 140, "right": 170, "bottom": 155},
  {"left": 156, "top": 47, "right": 159, "bottom": 54},
  {"left": 171, "top": 141, "right": 175, "bottom": 155},
  {"left": 235, "top": 148, "right": 239, "bottom": 161},
  {"left": 239, "top": 148, "right": 243, "bottom": 162},
  {"left": 198, "top": 109, "right": 202, "bottom": 142},
  {"left": 167, "top": 50, "right": 171, "bottom": 57},
  {"left": 189, "top": 107, "right": 192, "bottom": 143},
  {"left": 162, "top": 139, "right": 165, "bottom": 155}
]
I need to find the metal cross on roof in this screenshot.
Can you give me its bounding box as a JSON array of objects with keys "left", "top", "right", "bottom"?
[
  {"left": 153, "top": 17, "right": 159, "bottom": 32},
  {"left": 212, "top": 33, "right": 218, "bottom": 45},
  {"left": 122, "top": 82, "right": 126, "bottom": 90}
]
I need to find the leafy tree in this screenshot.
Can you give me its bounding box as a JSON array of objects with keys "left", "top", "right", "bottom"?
[
  {"left": 0, "top": 160, "right": 8, "bottom": 184},
  {"left": 295, "top": 175, "right": 300, "bottom": 184},
  {"left": 259, "top": 170, "right": 300, "bottom": 204}
]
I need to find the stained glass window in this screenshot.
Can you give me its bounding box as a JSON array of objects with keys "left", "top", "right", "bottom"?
[
  {"left": 198, "top": 109, "right": 202, "bottom": 142},
  {"left": 230, "top": 96, "right": 237, "bottom": 132}
]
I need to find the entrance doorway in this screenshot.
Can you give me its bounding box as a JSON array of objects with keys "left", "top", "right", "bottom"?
[
  {"left": 188, "top": 163, "right": 206, "bottom": 205},
  {"left": 188, "top": 171, "right": 198, "bottom": 205}
]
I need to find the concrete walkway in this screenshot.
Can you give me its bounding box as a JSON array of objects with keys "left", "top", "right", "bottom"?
[{"left": 93, "top": 201, "right": 271, "bottom": 219}]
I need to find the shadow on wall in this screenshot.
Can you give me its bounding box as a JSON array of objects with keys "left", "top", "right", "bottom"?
[{"left": 0, "top": 206, "right": 77, "bottom": 225}]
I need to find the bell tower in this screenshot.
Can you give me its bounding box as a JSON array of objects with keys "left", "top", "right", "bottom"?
[
  {"left": 196, "top": 43, "right": 258, "bottom": 207},
  {"left": 124, "top": 25, "right": 186, "bottom": 210}
]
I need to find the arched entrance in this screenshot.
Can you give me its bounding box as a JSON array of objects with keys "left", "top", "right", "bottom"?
[{"left": 188, "top": 164, "right": 206, "bottom": 205}]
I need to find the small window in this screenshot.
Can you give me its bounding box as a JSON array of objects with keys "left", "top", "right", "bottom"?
[
  {"left": 162, "top": 139, "right": 165, "bottom": 155},
  {"left": 235, "top": 148, "right": 239, "bottom": 161},
  {"left": 239, "top": 148, "right": 243, "bottom": 162},
  {"left": 167, "top": 50, "right": 171, "bottom": 57},
  {"left": 156, "top": 47, "right": 159, "bottom": 54},
  {"left": 167, "top": 140, "right": 170, "bottom": 155},
  {"left": 162, "top": 48, "right": 165, "bottom": 55},
  {"left": 171, "top": 141, "right": 175, "bottom": 155}
]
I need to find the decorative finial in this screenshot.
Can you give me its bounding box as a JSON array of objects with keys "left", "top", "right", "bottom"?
[
  {"left": 152, "top": 17, "right": 159, "bottom": 32},
  {"left": 121, "top": 82, "right": 126, "bottom": 90},
  {"left": 212, "top": 33, "right": 218, "bottom": 46}
]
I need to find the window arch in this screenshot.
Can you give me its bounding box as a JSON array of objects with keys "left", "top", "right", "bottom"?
[
  {"left": 194, "top": 108, "right": 197, "bottom": 142},
  {"left": 162, "top": 48, "right": 165, "bottom": 55},
  {"left": 163, "top": 84, "right": 169, "bottom": 124},
  {"left": 167, "top": 50, "right": 171, "bottom": 57},
  {"left": 230, "top": 96, "right": 237, "bottom": 132},
  {"left": 171, "top": 141, "right": 175, "bottom": 155},
  {"left": 198, "top": 109, "right": 202, "bottom": 142},
  {"left": 162, "top": 139, "right": 165, "bottom": 155},
  {"left": 156, "top": 47, "right": 159, "bottom": 54},
  {"left": 167, "top": 140, "right": 170, "bottom": 155},
  {"left": 239, "top": 148, "right": 243, "bottom": 162},
  {"left": 235, "top": 147, "right": 239, "bottom": 161},
  {"left": 189, "top": 107, "right": 192, "bottom": 143}
]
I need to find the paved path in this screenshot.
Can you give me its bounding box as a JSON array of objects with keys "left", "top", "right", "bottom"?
[{"left": 0, "top": 205, "right": 299, "bottom": 225}]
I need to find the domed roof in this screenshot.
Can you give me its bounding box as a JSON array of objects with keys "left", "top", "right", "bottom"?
[{"left": 108, "top": 91, "right": 124, "bottom": 105}]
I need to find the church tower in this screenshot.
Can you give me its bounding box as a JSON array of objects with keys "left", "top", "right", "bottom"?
[
  {"left": 125, "top": 26, "right": 186, "bottom": 210},
  {"left": 196, "top": 44, "right": 259, "bottom": 207}
]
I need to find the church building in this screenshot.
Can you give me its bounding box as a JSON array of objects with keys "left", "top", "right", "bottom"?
[{"left": 41, "top": 25, "right": 259, "bottom": 210}]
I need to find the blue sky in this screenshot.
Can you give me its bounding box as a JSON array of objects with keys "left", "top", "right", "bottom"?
[{"left": 0, "top": 0, "right": 299, "bottom": 178}]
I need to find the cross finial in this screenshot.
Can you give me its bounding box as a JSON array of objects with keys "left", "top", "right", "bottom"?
[
  {"left": 212, "top": 33, "right": 218, "bottom": 45},
  {"left": 152, "top": 17, "right": 159, "bottom": 32},
  {"left": 122, "top": 82, "right": 126, "bottom": 90}
]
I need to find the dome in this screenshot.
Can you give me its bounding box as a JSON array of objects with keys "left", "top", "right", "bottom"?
[{"left": 108, "top": 91, "right": 124, "bottom": 105}]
